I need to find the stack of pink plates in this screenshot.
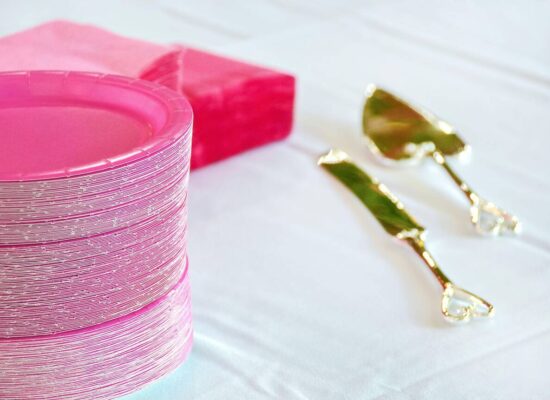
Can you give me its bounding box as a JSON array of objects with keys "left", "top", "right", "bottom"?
[{"left": 0, "top": 71, "right": 193, "bottom": 400}]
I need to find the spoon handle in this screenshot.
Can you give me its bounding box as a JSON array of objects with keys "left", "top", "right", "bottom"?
[
  {"left": 431, "top": 150, "right": 521, "bottom": 236},
  {"left": 404, "top": 234, "right": 451, "bottom": 289}
]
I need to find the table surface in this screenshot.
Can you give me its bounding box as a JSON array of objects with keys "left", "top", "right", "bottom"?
[{"left": 2, "top": 1, "right": 549, "bottom": 399}]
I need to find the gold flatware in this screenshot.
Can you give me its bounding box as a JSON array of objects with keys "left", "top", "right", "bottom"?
[
  {"left": 362, "top": 85, "right": 520, "bottom": 236},
  {"left": 319, "top": 149, "right": 494, "bottom": 323}
]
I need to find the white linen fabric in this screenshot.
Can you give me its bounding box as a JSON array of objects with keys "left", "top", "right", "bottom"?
[{"left": 1, "top": 1, "right": 549, "bottom": 399}]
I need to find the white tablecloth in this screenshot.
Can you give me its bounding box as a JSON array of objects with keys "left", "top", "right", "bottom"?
[{"left": 2, "top": 1, "right": 549, "bottom": 398}]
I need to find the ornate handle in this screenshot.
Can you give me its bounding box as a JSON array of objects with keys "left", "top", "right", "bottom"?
[
  {"left": 432, "top": 151, "right": 521, "bottom": 236},
  {"left": 405, "top": 234, "right": 494, "bottom": 323}
]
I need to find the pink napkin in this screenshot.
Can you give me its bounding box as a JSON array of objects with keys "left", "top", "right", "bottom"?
[
  {"left": 0, "top": 21, "right": 295, "bottom": 168},
  {"left": 0, "top": 21, "right": 183, "bottom": 90}
]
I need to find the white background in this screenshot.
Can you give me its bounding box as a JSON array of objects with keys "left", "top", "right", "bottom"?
[{"left": 2, "top": 1, "right": 549, "bottom": 399}]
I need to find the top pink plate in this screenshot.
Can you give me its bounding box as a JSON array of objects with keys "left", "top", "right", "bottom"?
[{"left": 0, "top": 71, "right": 192, "bottom": 182}]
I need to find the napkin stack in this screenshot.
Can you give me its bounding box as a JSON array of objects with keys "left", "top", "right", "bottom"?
[{"left": 0, "top": 21, "right": 295, "bottom": 168}]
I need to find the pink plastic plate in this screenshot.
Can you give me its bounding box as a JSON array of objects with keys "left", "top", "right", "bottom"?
[{"left": 0, "top": 71, "right": 192, "bottom": 181}]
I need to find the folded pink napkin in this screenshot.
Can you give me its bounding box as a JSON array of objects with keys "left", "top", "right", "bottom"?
[
  {"left": 0, "top": 21, "right": 295, "bottom": 168},
  {"left": 0, "top": 21, "right": 183, "bottom": 89}
]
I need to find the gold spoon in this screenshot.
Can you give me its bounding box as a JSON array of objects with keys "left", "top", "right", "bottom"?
[
  {"left": 362, "top": 85, "right": 520, "bottom": 237},
  {"left": 319, "top": 149, "right": 494, "bottom": 323}
]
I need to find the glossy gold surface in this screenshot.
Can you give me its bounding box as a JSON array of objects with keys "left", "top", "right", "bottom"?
[
  {"left": 318, "top": 149, "right": 423, "bottom": 238},
  {"left": 362, "top": 85, "right": 520, "bottom": 236},
  {"left": 362, "top": 85, "right": 467, "bottom": 162},
  {"left": 319, "top": 149, "right": 494, "bottom": 323}
]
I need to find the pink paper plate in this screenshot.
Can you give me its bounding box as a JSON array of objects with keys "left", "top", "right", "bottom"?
[
  {"left": 0, "top": 71, "right": 193, "bottom": 396},
  {"left": 0, "top": 265, "right": 193, "bottom": 400},
  {"left": 0, "top": 71, "right": 192, "bottom": 182},
  {"left": 0, "top": 71, "right": 193, "bottom": 339}
]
